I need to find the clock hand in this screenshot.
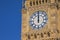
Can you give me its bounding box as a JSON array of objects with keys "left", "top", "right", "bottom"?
[{"left": 38, "top": 11, "right": 39, "bottom": 23}]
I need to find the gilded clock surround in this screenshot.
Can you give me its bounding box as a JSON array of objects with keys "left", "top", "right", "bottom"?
[{"left": 22, "top": 0, "right": 60, "bottom": 40}]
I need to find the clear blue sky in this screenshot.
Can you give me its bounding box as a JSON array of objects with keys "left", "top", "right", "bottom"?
[{"left": 0, "top": 0, "right": 22, "bottom": 40}]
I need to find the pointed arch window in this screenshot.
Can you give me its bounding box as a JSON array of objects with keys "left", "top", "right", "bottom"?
[
  {"left": 58, "top": 0, "right": 60, "bottom": 2},
  {"left": 42, "top": 0, "right": 44, "bottom": 3},
  {"left": 33, "top": 1, "right": 35, "bottom": 5},
  {"left": 30, "top": 1, "right": 32, "bottom": 6},
  {"left": 45, "top": 0, "right": 47, "bottom": 3},
  {"left": 39, "top": 0, "right": 41, "bottom": 4},
  {"left": 36, "top": 0, "right": 38, "bottom": 5}
]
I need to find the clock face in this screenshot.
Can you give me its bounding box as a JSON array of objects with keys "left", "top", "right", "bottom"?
[{"left": 29, "top": 11, "right": 48, "bottom": 30}]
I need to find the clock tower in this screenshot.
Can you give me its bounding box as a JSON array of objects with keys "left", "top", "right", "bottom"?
[{"left": 22, "top": 0, "right": 60, "bottom": 40}]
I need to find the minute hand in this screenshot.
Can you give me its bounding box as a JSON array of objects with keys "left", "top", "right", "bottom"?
[{"left": 38, "top": 11, "right": 39, "bottom": 23}]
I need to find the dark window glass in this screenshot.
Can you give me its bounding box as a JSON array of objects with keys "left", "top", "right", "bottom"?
[
  {"left": 36, "top": 1, "right": 38, "bottom": 5},
  {"left": 30, "top": 1, "right": 32, "bottom": 6},
  {"left": 47, "top": 32, "right": 50, "bottom": 37},
  {"left": 33, "top": 1, "right": 35, "bottom": 5},
  {"left": 45, "top": 0, "right": 51, "bottom": 3},
  {"left": 28, "top": 34, "right": 30, "bottom": 39},
  {"left": 55, "top": 0, "right": 57, "bottom": 2},
  {"left": 34, "top": 34, "right": 37, "bottom": 38},
  {"left": 46, "top": 0, "right": 47, "bottom": 3},
  {"left": 58, "top": 0, "right": 60, "bottom": 2},
  {"left": 42, "top": 0, "right": 44, "bottom": 3},
  {"left": 41, "top": 33, "right": 43, "bottom": 37},
  {"left": 39, "top": 0, "right": 41, "bottom": 4}
]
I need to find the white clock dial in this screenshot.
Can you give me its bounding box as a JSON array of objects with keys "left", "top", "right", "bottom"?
[{"left": 29, "top": 11, "right": 48, "bottom": 29}]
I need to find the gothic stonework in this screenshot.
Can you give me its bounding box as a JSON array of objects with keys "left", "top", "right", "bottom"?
[{"left": 22, "top": 0, "right": 60, "bottom": 40}]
